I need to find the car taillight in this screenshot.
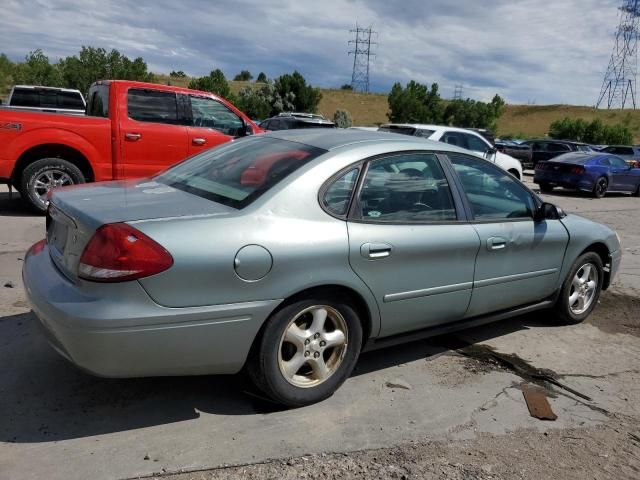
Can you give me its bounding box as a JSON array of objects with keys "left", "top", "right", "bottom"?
[
  {"left": 78, "top": 223, "right": 173, "bottom": 282},
  {"left": 571, "top": 166, "right": 585, "bottom": 174}
]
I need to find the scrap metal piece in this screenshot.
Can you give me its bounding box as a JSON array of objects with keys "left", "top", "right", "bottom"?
[{"left": 522, "top": 385, "right": 557, "bottom": 421}]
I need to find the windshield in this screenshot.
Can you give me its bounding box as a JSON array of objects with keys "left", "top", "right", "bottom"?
[{"left": 156, "top": 137, "right": 326, "bottom": 208}]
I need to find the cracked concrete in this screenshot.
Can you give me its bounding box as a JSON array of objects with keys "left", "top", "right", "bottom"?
[{"left": 0, "top": 180, "right": 639, "bottom": 480}]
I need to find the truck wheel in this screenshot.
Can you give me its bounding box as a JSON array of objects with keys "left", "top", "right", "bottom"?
[
  {"left": 20, "top": 158, "right": 85, "bottom": 213},
  {"left": 247, "top": 295, "right": 362, "bottom": 407}
]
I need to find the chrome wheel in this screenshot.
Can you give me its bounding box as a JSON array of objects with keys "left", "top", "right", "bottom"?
[
  {"left": 278, "top": 305, "right": 348, "bottom": 388},
  {"left": 32, "top": 169, "right": 74, "bottom": 203},
  {"left": 568, "top": 263, "right": 598, "bottom": 315}
]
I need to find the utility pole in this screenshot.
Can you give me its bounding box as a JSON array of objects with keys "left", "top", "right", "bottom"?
[
  {"left": 349, "top": 25, "right": 377, "bottom": 93},
  {"left": 453, "top": 84, "right": 464, "bottom": 100}
]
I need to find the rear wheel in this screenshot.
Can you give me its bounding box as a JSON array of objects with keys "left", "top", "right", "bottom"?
[
  {"left": 552, "top": 252, "right": 603, "bottom": 325},
  {"left": 592, "top": 177, "right": 608, "bottom": 199},
  {"left": 508, "top": 169, "right": 521, "bottom": 180},
  {"left": 539, "top": 183, "right": 554, "bottom": 193},
  {"left": 20, "top": 158, "right": 85, "bottom": 213},
  {"left": 248, "top": 295, "right": 362, "bottom": 407}
]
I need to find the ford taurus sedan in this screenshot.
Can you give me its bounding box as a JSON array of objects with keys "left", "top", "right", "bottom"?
[{"left": 23, "top": 130, "right": 622, "bottom": 407}]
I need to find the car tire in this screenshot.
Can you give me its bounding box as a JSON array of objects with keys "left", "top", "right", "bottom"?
[
  {"left": 508, "top": 169, "right": 521, "bottom": 180},
  {"left": 20, "top": 158, "right": 85, "bottom": 213},
  {"left": 539, "top": 183, "right": 554, "bottom": 193},
  {"left": 592, "top": 177, "right": 608, "bottom": 199},
  {"left": 552, "top": 252, "right": 604, "bottom": 325},
  {"left": 247, "top": 294, "right": 363, "bottom": 407}
]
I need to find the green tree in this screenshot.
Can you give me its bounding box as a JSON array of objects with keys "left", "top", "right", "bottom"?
[
  {"left": 170, "top": 70, "right": 186, "bottom": 78},
  {"left": 442, "top": 94, "right": 506, "bottom": 131},
  {"left": 0, "top": 53, "right": 15, "bottom": 96},
  {"left": 549, "top": 117, "right": 632, "bottom": 145},
  {"left": 13, "top": 49, "right": 63, "bottom": 86},
  {"left": 387, "top": 81, "right": 443, "bottom": 124},
  {"left": 333, "top": 108, "right": 353, "bottom": 128},
  {"left": 256, "top": 72, "right": 267, "bottom": 83},
  {"left": 274, "top": 71, "right": 322, "bottom": 113},
  {"left": 233, "top": 70, "right": 253, "bottom": 81},
  {"left": 188, "top": 69, "right": 232, "bottom": 99},
  {"left": 57, "top": 46, "right": 154, "bottom": 93}
]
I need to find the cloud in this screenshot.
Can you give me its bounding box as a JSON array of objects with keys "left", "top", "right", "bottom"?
[{"left": 0, "top": 0, "right": 623, "bottom": 104}]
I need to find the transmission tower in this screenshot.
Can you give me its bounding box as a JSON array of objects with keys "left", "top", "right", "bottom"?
[
  {"left": 349, "top": 25, "right": 377, "bottom": 93},
  {"left": 596, "top": 0, "right": 640, "bottom": 109},
  {"left": 453, "top": 84, "right": 464, "bottom": 100}
]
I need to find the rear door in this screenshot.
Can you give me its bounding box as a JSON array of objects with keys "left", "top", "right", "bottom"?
[
  {"left": 186, "top": 95, "right": 244, "bottom": 155},
  {"left": 447, "top": 153, "right": 569, "bottom": 317},
  {"left": 119, "top": 88, "right": 189, "bottom": 178},
  {"left": 346, "top": 152, "right": 480, "bottom": 337}
]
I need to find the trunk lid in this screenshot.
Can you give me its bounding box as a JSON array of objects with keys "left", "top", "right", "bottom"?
[{"left": 46, "top": 179, "right": 235, "bottom": 280}]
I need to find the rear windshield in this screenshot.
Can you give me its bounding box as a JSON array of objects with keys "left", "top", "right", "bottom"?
[
  {"left": 10, "top": 88, "right": 85, "bottom": 110},
  {"left": 156, "top": 137, "right": 326, "bottom": 208},
  {"left": 378, "top": 126, "right": 417, "bottom": 136}
]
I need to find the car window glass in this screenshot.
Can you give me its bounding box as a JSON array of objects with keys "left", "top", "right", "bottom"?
[
  {"left": 415, "top": 129, "right": 435, "bottom": 138},
  {"left": 323, "top": 169, "right": 359, "bottom": 216},
  {"left": 128, "top": 89, "right": 179, "bottom": 124},
  {"left": 609, "top": 156, "right": 629, "bottom": 168},
  {"left": 440, "top": 131, "right": 468, "bottom": 149},
  {"left": 620, "top": 147, "right": 633, "bottom": 155},
  {"left": 464, "top": 133, "right": 490, "bottom": 153},
  {"left": 548, "top": 143, "right": 571, "bottom": 152},
  {"left": 599, "top": 157, "right": 612, "bottom": 166},
  {"left": 58, "top": 91, "right": 84, "bottom": 109},
  {"left": 449, "top": 154, "right": 535, "bottom": 221},
  {"left": 39, "top": 91, "right": 58, "bottom": 108},
  {"left": 87, "top": 85, "right": 109, "bottom": 117},
  {"left": 355, "top": 153, "right": 457, "bottom": 222},
  {"left": 190, "top": 96, "right": 244, "bottom": 136},
  {"left": 9, "top": 88, "right": 39, "bottom": 107}
]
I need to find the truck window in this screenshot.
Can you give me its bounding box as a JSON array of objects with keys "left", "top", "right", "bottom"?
[
  {"left": 58, "top": 91, "right": 85, "bottom": 110},
  {"left": 9, "top": 88, "right": 40, "bottom": 107},
  {"left": 127, "top": 89, "right": 179, "bottom": 125},
  {"left": 190, "top": 96, "right": 244, "bottom": 136},
  {"left": 87, "top": 85, "right": 110, "bottom": 117}
]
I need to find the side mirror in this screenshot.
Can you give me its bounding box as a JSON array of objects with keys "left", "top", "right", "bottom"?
[
  {"left": 244, "top": 122, "right": 254, "bottom": 136},
  {"left": 535, "top": 202, "right": 562, "bottom": 222}
]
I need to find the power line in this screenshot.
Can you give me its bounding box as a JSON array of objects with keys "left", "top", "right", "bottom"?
[
  {"left": 596, "top": 0, "right": 640, "bottom": 109},
  {"left": 348, "top": 24, "right": 377, "bottom": 93}
]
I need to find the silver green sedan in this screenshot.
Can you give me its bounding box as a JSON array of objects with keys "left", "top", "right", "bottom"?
[{"left": 23, "top": 130, "right": 622, "bottom": 407}]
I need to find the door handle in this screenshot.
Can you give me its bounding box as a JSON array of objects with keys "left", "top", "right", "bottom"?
[
  {"left": 125, "top": 132, "right": 142, "bottom": 141},
  {"left": 487, "top": 237, "right": 507, "bottom": 251},
  {"left": 361, "top": 243, "right": 392, "bottom": 259},
  {"left": 192, "top": 138, "right": 206, "bottom": 146}
]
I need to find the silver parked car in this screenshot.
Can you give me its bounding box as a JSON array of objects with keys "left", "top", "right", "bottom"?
[{"left": 23, "top": 130, "right": 622, "bottom": 407}]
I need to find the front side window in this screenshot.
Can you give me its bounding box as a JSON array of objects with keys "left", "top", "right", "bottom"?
[
  {"left": 190, "top": 96, "right": 244, "bottom": 136},
  {"left": 128, "top": 89, "right": 178, "bottom": 124},
  {"left": 449, "top": 154, "right": 535, "bottom": 220},
  {"left": 464, "top": 133, "right": 491, "bottom": 154},
  {"left": 322, "top": 168, "right": 359, "bottom": 216},
  {"left": 440, "top": 131, "right": 468, "bottom": 149},
  {"left": 354, "top": 153, "right": 457, "bottom": 222},
  {"left": 156, "top": 137, "right": 325, "bottom": 208}
]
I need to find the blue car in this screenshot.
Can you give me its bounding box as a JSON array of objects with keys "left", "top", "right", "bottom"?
[{"left": 534, "top": 152, "right": 640, "bottom": 198}]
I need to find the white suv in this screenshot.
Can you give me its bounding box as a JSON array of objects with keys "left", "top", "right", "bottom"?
[{"left": 379, "top": 124, "right": 523, "bottom": 179}]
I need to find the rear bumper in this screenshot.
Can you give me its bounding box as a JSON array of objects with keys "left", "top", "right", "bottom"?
[
  {"left": 23, "top": 244, "right": 281, "bottom": 377},
  {"left": 534, "top": 171, "right": 593, "bottom": 191}
]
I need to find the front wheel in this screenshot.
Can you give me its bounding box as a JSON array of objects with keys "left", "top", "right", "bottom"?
[
  {"left": 552, "top": 252, "right": 603, "bottom": 325},
  {"left": 20, "top": 158, "right": 85, "bottom": 213},
  {"left": 592, "top": 177, "right": 608, "bottom": 199},
  {"left": 248, "top": 296, "right": 363, "bottom": 407}
]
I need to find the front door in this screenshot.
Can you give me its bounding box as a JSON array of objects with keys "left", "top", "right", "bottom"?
[
  {"left": 119, "top": 88, "right": 189, "bottom": 178},
  {"left": 346, "top": 152, "right": 480, "bottom": 337},
  {"left": 447, "top": 153, "right": 569, "bottom": 317},
  {"left": 609, "top": 155, "right": 636, "bottom": 191},
  {"left": 186, "top": 95, "right": 243, "bottom": 156}
]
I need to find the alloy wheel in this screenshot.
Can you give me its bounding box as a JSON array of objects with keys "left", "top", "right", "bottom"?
[
  {"left": 568, "top": 263, "right": 599, "bottom": 315},
  {"left": 31, "top": 169, "right": 74, "bottom": 204}
]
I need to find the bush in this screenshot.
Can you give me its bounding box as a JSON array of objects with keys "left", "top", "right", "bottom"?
[
  {"left": 340, "top": 84, "right": 353, "bottom": 90},
  {"left": 233, "top": 70, "right": 253, "bottom": 81},
  {"left": 170, "top": 70, "right": 186, "bottom": 78},
  {"left": 235, "top": 80, "right": 295, "bottom": 119},
  {"left": 333, "top": 109, "right": 353, "bottom": 128},
  {"left": 274, "top": 71, "right": 322, "bottom": 113},
  {"left": 188, "top": 69, "right": 232, "bottom": 100},
  {"left": 549, "top": 117, "right": 633, "bottom": 145},
  {"left": 387, "top": 81, "right": 443, "bottom": 124}
]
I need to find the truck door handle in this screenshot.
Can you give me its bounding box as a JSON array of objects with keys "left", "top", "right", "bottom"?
[
  {"left": 361, "top": 243, "right": 392, "bottom": 259},
  {"left": 125, "top": 132, "right": 142, "bottom": 141},
  {"left": 487, "top": 237, "right": 507, "bottom": 251},
  {"left": 192, "top": 138, "right": 206, "bottom": 146}
]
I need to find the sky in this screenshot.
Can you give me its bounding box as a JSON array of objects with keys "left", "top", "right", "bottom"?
[{"left": 0, "top": 0, "right": 625, "bottom": 105}]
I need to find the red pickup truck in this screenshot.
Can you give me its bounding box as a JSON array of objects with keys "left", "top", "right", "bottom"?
[{"left": 0, "top": 80, "right": 261, "bottom": 211}]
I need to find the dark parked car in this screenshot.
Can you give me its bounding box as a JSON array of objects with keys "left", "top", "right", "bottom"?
[
  {"left": 260, "top": 113, "right": 335, "bottom": 131},
  {"left": 534, "top": 152, "right": 640, "bottom": 198},
  {"left": 495, "top": 141, "right": 533, "bottom": 165},
  {"left": 521, "top": 140, "right": 594, "bottom": 168}
]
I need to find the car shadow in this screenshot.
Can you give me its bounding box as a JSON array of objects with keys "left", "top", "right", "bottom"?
[
  {"left": 0, "top": 309, "right": 553, "bottom": 443},
  {"left": 0, "top": 190, "right": 40, "bottom": 217},
  {"left": 538, "top": 188, "right": 630, "bottom": 200}
]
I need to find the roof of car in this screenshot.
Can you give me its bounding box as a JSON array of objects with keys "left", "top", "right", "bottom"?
[
  {"left": 554, "top": 152, "right": 610, "bottom": 162},
  {"left": 262, "top": 128, "right": 467, "bottom": 153},
  {"left": 523, "top": 139, "right": 590, "bottom": 146}
]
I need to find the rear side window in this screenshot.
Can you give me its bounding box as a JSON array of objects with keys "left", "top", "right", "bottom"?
[
  {"left": 322, "top": 169, "right": 359, "bottom": 217},
  {"left": 354, "top": 153, "right": 457, "bottom": 222},
  {"left": 449, "top": 154, "right": 535, "bottom": 221},
  {"left": 156, "top": 137, "right": 326, "bottom": 208},
  {"left": 87, "top": 85, "right": 109, "bottom": 117},
  {"left": 548, "top": 143, "right": 571, "bottom": 152},
  {"left": 128, "top": 89, "right": 178, "bottom": 124}
]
